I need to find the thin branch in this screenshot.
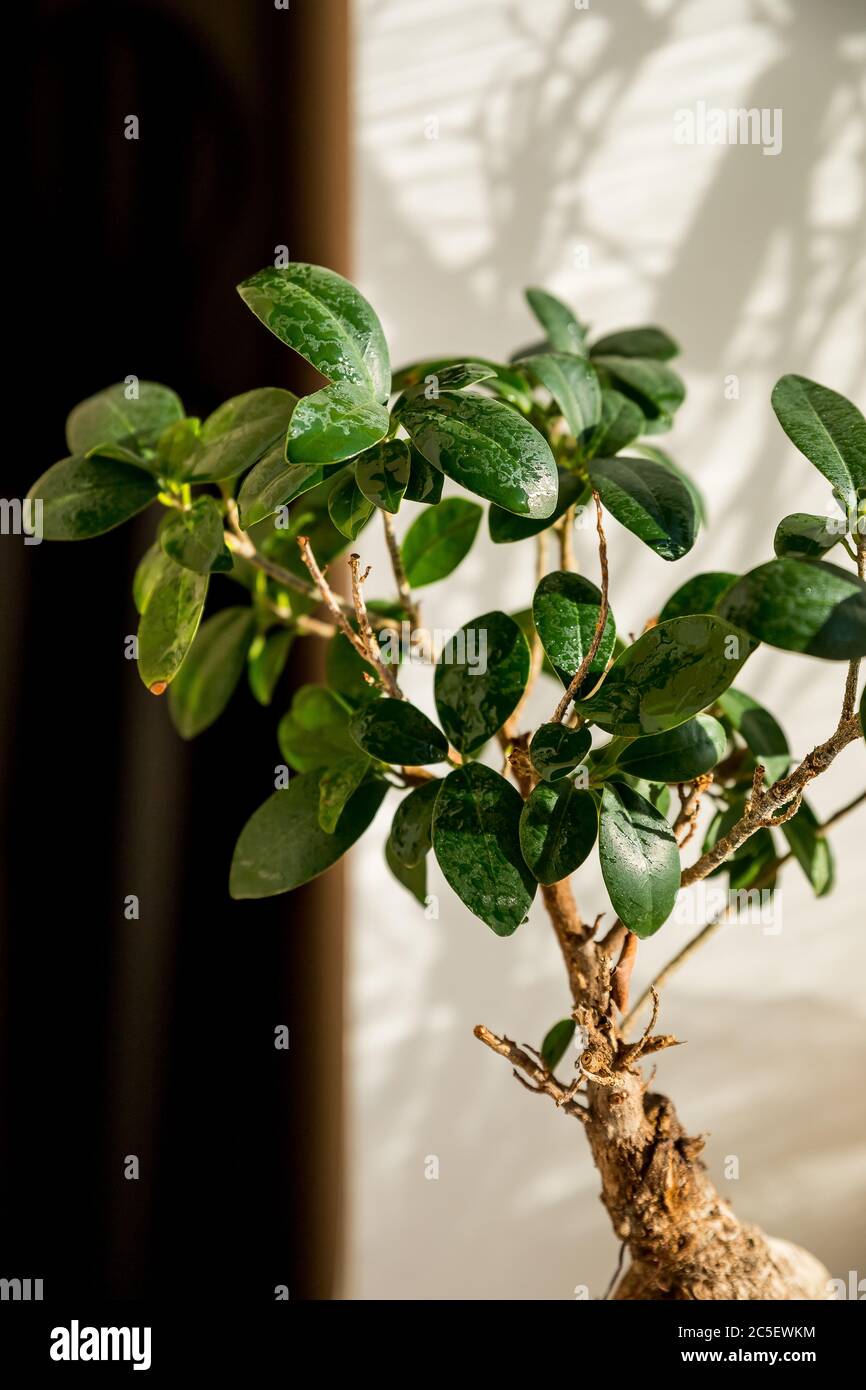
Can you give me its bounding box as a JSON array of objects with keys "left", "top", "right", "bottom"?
[
  {"left": 610, "top": 930, "right": 638, "bottom": 1014},
  {"left": 381, "top": 510, "right": 419, "bottom": 627},
  {"left": 223, "top": 498, "right": 362, "bottom": 621},
  {"left": 550, "top": 491, "right": 609, "bottom": 723},
  {"left": 841, "top": 532, "right": 864, "bottom": 719},
  {"left": 473, "top": 1025, "right": 588, "bottom": 1120},
  {"left": 296, "top": 536, "right": 372, "bottom": 664},
  {"left": 503, "top": 532, "right": 548, "bottom": 738},
  {"left": 559, "top": 505, "right": 576, "bottom": 571},
  {"left": 819, "top": 787, "right": 866, "bottom": 834},
  {"left": 348, "top": 553, "right": 402, "bottom": 699},
  {"left": 673, "top": 775, "right": 713, "bottom": 848}
]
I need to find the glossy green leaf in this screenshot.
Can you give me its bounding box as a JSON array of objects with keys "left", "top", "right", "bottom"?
[
  {"left": 403, "top": 447, "right": 444, "bottom": 505},
  {"left": 132, "top": 543, "right": 165, "bottom": 615},
  {"left": 318, "top": 754, "right": 373, "bottom": 833},
  {"left": 773, "top": 512, "right": 841, "bottom": 560},
  {"left": 349, "top": 698, "right": 448, "bottom": 765},
  {"left": 489, "top": 468, "right": 589, "bottom": 544},
  {"left": 612, "top": 714, "right": 727, "bottom": 783},
  {"left": 525, "top": 287, "right": 588, "bottom": 355},
  {"left": 401, "top": 497, "right": 482, "bottom": 587},
  {"left": 593, "top": 356, "right": 685, "bottom": 429},
  {"left": 237, "top": 262, "right": 391, "bottom": 402},
  {"left": 618, "top": 776, "right": 672, "bottom": 817},
  {"left": 717, "top": 688, "right": 790, "bottom": 786},
  {"left": 277, "top": 684, "right": 357, "bottom": 771},
  {"left": 392, "top": 357, "right": 533, "bottom": 412},
  {"left": 236, "top": 442, "right": 349, "bottom": 528},
  {"left": 435, "top": 611, "right": 530, "bottom": 755},
  {"left": 66, "top": 380, "right": 183, "bottom": 455},
  {"left": 389, "top": 778, "right": 441, "bottom": 867},
  {"left": 519, "top": 353, "right": 601, "bottom": 436},
  {"left": 585, "top": 389, "right": 645, "bottom": 459},
  {"left": 529, "top": 723, "right": 592, "bottom": 782},
  {"left": 401, "top": 361, "right": 496, "bottom": 396},
  {"left": 591, "top": 326, "right": 679, "bottom": 361},
  {"left": 579, "top": 615, "right": 755, "bottom": 735},
  {"left": 137, "top": 558, "right": 209, "bottom": 691},
  {"left": 658, "top": 571, "right": 738, "bottom": 623},
  {"left": 588, "top": 455, "right": 698, "bottom": 560},
  {"left": 780, "top": 798, "right": 835, "bottom": 898},
  {"left": 159, "top": 496, "right": 228, "bottom": 573},
  {"left": 28, "top": 454, "right": 158, "bottom": 540},
  {"left": 229, "top": 768, "right": 387, "bottom": 899},
  {"left": 156, "top": 418, "right": 203, "bottom": 479},
  {"left": 398, "top": 391, "right": 558, "bottom": 519},
  {"left": 286, "top": 381, "right": 389, "bottom": 467},
  {"left": 541, "top": 1020, "right": 576, "bottom": 1072},
  {"left": 599, "top": 783, "right": 679, "bottom": 937},
  {"left": 247, "top": 628, "right": 294, "bottom": 706},
  {"left": 355, "top": 439, "right": 410, "bottom": 513},
  {"left": 327, "top": 468, "right": 375, "bottom": 540},
  {"left": 532, "top": 571, "right": 617, "bottom": 698},
  {"left": 771, "top": 374, "right": 866, "bottom": 514},
  {"left": 168, "top": 606, "right": 256, "bottom": 738},
  {"left": 519, "top": 781, "right": 598, "bottom": 884},
  {"left": 716, "top": 558, "right": 866, "bottom": 660},
  {"left": 385, "top": 838, "right": 427, "bottom": 905},
  {"left": 191, "top": 388, "right": 297, "bottom": 482},
  {"left": 629, "top": 441, "right": 706, "bottom": 524},
  {"left": 432, "top": 763, "right": 536, "bottom": 934}
]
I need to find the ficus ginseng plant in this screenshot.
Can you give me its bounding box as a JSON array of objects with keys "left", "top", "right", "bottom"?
[{"left": 29, "top": 263, "right": 866, "bottom": 1300}]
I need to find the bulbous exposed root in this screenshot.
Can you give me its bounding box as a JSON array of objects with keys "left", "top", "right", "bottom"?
[{"left": 612, "top": 1236, "right": 831, "bottom": 1301}]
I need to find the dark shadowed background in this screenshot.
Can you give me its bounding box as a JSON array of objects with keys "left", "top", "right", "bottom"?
[{"left": 1, "top": 0, "right": 349, "bottom": 1302}]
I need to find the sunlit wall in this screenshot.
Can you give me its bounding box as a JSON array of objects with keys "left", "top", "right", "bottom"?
[{"left": 347, "top": 0, "right": 866, "bottom": 1299}]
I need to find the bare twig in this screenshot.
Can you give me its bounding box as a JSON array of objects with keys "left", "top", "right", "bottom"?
[
  {"left": 296, "top": 536, "right": 371, "bottom": 663},
  {"left": 381, "top": 510, "right": 419, "bottom": 627},
  {"left": 551, "top": 491, "right": 609, "bottom": 723},
  {"left": 559, "top": 505, "right": 576, "bottom": 571},
  {"left": 348, "top": 553, "right": 402, "bottom": 698},
  {"left": 610, "top": 930, "right": 638, "bottom": 1014},
  {"left": 473, "top": 1025, "right": 588, "bottom": 1120},
  {"left": 224, "top": 498, "right": 363, "bottom": 622},
  {"left": 673, "top": 775, "right": 713, "bottom": 847}
]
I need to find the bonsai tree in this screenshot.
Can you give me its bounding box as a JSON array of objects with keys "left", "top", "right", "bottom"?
[{"left": 28, "top": 263, "right": 865, "bottom": 1300}]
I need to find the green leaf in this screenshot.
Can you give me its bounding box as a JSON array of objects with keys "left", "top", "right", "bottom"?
[
  {"left": 137, "top": 558, "right": 209, "bottom": 692},
  {"left": 403, "top": 447, "right": 444, "bottom": 505},
  {"left": 780, "top": 798, "right": 835, "bottom": 898},
  {"left": 401, "top": 497, "right": 482, "bottom": 587},
  {"left": 286, "top": 381, "right": 390, "bottom": 467},
  {"left": 156, "top": 418, "right": 203, "bottom": 480},
  {"left": 593, "top": 356, "right": 685, "bottom": 429},
  {"left": 230, "top": 769, "right": 388, "bottom": 899},
  {"left": 432, "top": 763, "right": 536, "bottom": 934},
  {"left": 386, "top": 838, "right": 427, "bottom": 904},
  {"left": 435, "top": 611, "right": 530, "bottom": 755},
  {"left": 532, "top": 571, "right": 617, "bottom": 698},
  {"left": 277, "top": 684, "right": 358, "bottom": 771},
  {"left": 629, "top": 441, "right": 706, "bottom": 524},
  {"left": 400, "top": 361, "right": 496, "bottom": 396},
  {"left": 236, "top": 442, "right": 349, "bottom": 529},
  {"left": 771, "top": 374, "right": 866, "bottom": 515},
  {"left": 773, "top": 512, "right": 841, "bottom": 560},
  {"left": 716, "top": 558, "right": 866, "bottom": 660},
  {"left": 349, "top": 698, "right": 448, "bottom": 765},
  {"left": 658, "top": 572, "right": 738, "bottom": 623},
  {"left": 541, "top": 1020, "right": 576, "bottom": 1072},
  {"left": 611, "top": 714, "right": 727, "bottom": 783},
  {"left": 389, "top": 778, "right": 441, "bottom": 866},
  {"left": 247, "top": 628, "right": 294, "bottom": 706},
  {"left": 717, "top": 688, "right": 790, "bottom": 785},
  {"left": 619, "top": 776, "right": 672, "bottom": 817},
  {"left": 28, "top": 454, "right": 158, "bottom": 540},
  {"left": 525, "top": 287, "right": 588, "bottom": 355},
  {"left": 585, "top": 389, "right": 645, "bottom": 459},
  {"left": 191, "top": 388, "right": 297, "bottom": 482},
  {"left": 519, "top": 353, "right": 601, "bottom": 436},
  {"left": 529, "top": 723, "right": 592, "bottom": 782},
  {"left": 327, "top": 468, "right": 375, "bottom": 540},
  {"left": 489, "top": 468, "right": 589, "bottom": 544},
  {"left": 319, "top": 754, "right": 373, "bottom": 833},
  {"left": 237, "top": 262, "right": 391, "bottom": 402},
  {"left": 580, "top": 615, "right": 755, "bottom": 735},
  {"left": 598, "top": 783, "right": 679, "bottom": 937},
  {"left": 66, "top": 380, "right": 183, "bottom": 455},
  {"left": 132, "top": 543, "right": 165, "bottom": 615},
  {"left": 588, "top": 455, "right": 699, "bottom": 561},
  {"left": 355, "top": 439, "right": 410, "bottom": 513},
  {"left": 159, "top": 496, "right": 228, "bottom": 573},
  {"left": 392, "top": 357, "right": 534, "bottom": 412},
  {"left": 519, "top": 781, "right": 598, "bottom": 884},
  {"left": 591, "top": 326, "right": 679, "bottom": 361},
  {"left": 168, "top": 606, "right": 256, "bottom": 737},
  {"left": 398, "top": 391, "right": 558, "bottom": 519},
  {"left": 326, "top": 632, "right": 379, "bottom": 708}
]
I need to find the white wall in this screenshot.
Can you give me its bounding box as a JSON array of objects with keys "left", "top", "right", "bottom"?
[{"left": 346, "top": 0, "right": 866, "bottom": 1299}]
